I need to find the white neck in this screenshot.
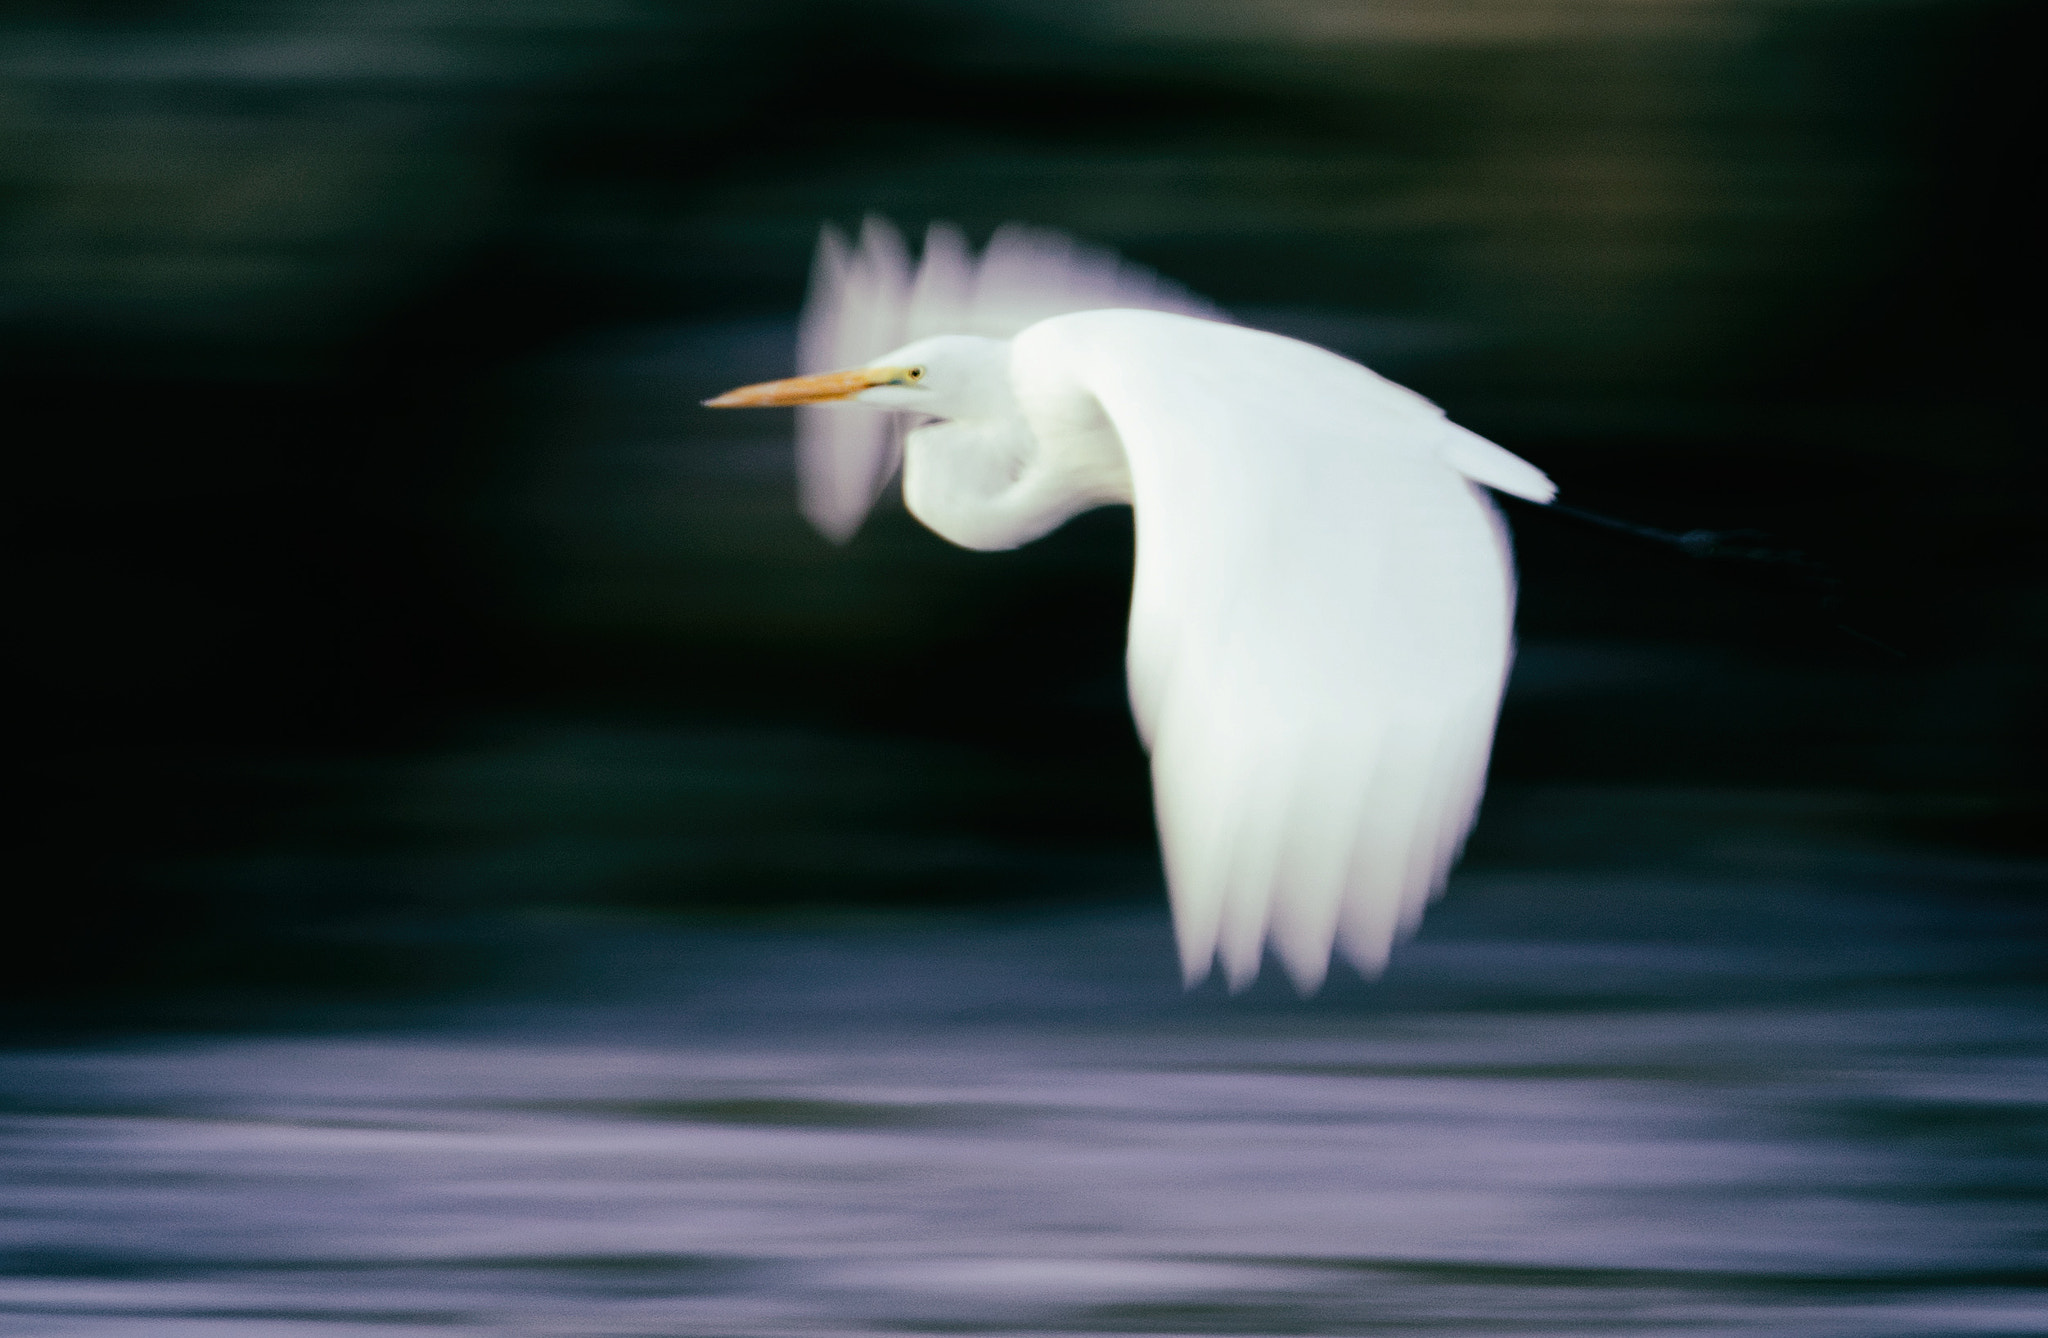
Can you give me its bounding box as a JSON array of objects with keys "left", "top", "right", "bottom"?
[{"left": 900, "top": 376, "right": 1133, "bottom": 552}]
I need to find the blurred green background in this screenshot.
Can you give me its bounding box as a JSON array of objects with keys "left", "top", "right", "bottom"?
[{"left": 7, "top": 0, "right": 2039, "bottom": 1005}]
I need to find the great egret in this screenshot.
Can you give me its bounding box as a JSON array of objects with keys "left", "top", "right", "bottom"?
[{"left": 707, "top": 218, "right": 1555, "bottom": 993}]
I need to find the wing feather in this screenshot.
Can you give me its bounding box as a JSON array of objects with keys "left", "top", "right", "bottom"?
[
  {"left": 795, "top": 217, "right": 1228, "bottom": 542},
  {"left": 796, "top": 218, "right": 912, "bottom": 542},
  {"left": 1016, "top": 311, "right": 1525, "bottom": 991},
  {"left": 1437, "top": 421, "right": 1557, "bottom": 503}
]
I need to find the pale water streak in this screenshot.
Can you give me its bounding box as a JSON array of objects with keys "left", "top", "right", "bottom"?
[{"left": 2, "top": 881, "right": 2044, "bottom": 1336}]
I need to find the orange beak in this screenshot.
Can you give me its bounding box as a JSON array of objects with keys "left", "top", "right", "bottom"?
[{"left": 703, "top": 366, "right": 907, "bottom": 408}]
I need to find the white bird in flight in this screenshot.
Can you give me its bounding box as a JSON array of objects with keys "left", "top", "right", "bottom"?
[{"left": 707, "top": 217, "right": 1556, "bottom": 993}]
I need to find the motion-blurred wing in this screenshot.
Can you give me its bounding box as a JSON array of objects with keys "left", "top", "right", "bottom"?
[
  {"left": 796, "top": 218, "right": 912, "bottom": 543},
  {"left": 796, "top": 216, "right": 1228, "bottom": 542},
  {"left": 1019, "top": 310, "right": 1530, "bottom": 992}
]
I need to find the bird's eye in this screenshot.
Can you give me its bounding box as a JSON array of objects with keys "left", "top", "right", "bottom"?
[{"left": 904, "top": 366, "right": 925, "bottom": 383}]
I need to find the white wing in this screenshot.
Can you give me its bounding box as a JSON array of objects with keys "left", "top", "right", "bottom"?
[
  {"left": 796, "top": 216, "right": 1228, "bottom": 542},
  {"left": 1436, "top": 421, "right": 1556, "bottom": 503},
  {"left": 796, "top": 218, "right": 912, "bottom": 543},
  {"left": 1016, "top": 310, "right": 1538, "bottom": 993}
]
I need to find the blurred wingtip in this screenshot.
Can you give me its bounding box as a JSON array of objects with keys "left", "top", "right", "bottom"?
[
  {"left": 857, "top": 213, "right": 908, "bottom": 264},
  {"left": 815, "top": 220, "right": 850, "bottom": 264},
  {"left": 803, "top": 512, "right": 861, "bottom": 545},
  {"left": 1176, "top": 927, "right": 1217, "bottom": 991},
  {"left": 1275, "top": 947, "right": 1331, "bottom": 997},
  {"left": 922, "top": 218, "right": 969, "bottom": 252},
  {"left": 1339, "top": 932, "right": 1394, "bottom": 982}
]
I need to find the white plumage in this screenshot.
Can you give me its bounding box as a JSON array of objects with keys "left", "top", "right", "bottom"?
[
  {"left": 795, "top": 217, "right": 1228, "bottom": 542},
  {"left": 708, "top": 218, "right": 1556, "bottom": 992}
]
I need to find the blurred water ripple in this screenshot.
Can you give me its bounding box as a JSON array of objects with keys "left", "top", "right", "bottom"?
[{"left": 3, "top": 885, "right": 2043, "bottom": 1336}]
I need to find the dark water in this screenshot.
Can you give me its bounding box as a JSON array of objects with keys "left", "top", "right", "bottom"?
[{"left": 6, "top": 836, "right": 2043, "bottom": 1337}]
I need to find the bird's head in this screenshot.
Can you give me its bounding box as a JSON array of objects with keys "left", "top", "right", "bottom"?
[{"left": 704, "top": 335, "right": 1010, "bottom": 421}]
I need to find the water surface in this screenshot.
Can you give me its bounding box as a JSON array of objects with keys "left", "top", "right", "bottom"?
[{"left": 5, "top": 852, "right": 2042, "bottom": 1336}]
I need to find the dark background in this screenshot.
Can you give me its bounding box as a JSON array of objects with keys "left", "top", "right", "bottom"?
[{"left": 8, "top": 0, "right": 2040, "bottom": 1009}]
